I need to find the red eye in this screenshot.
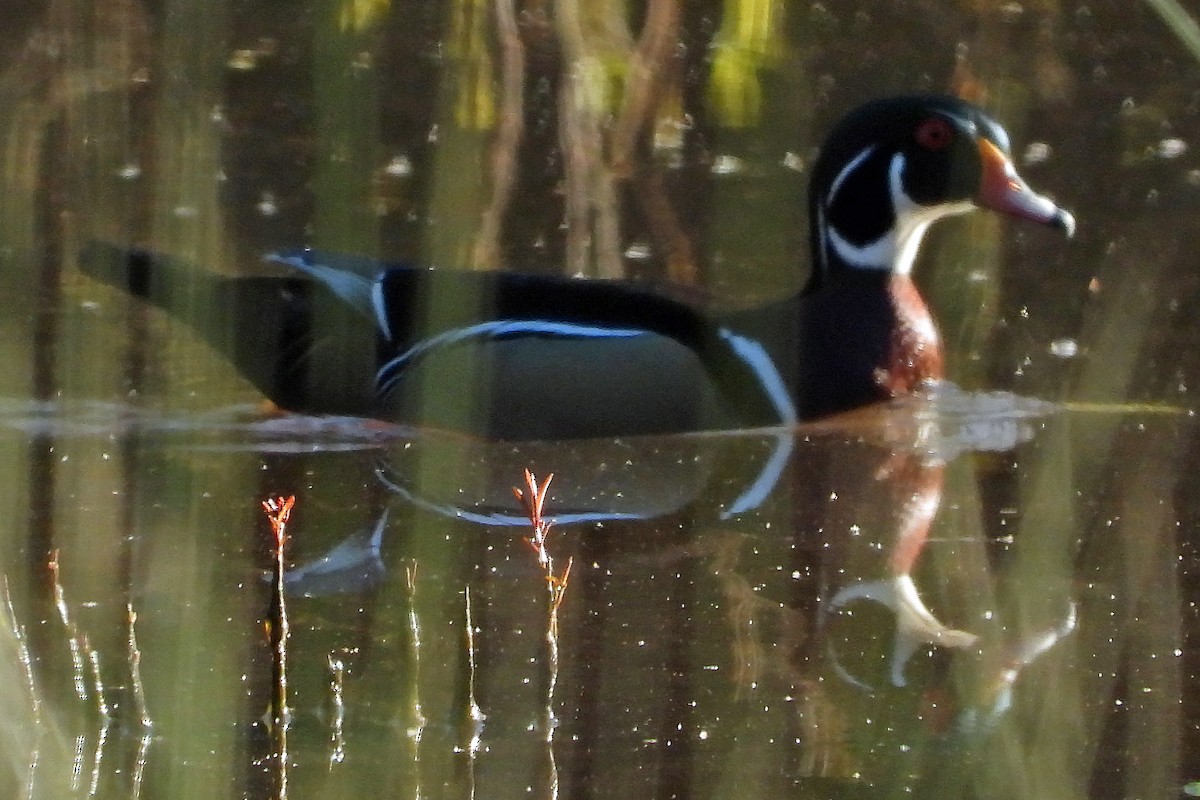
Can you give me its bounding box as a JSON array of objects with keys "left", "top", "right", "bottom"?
[{"left": 915, "top": 117, "right": 954, "bottom": 151}]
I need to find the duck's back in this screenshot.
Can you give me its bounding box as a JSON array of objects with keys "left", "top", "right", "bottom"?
[{"left": 368, "top": 266, "right": 796, "bottom": 438}]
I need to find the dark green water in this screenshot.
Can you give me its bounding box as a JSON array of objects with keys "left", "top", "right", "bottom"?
[{"left": 1, "top": 1, "right": 1199, "bottom": 798}]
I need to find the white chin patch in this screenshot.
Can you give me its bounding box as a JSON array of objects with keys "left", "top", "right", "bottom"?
[{"left": 825, "top": 153, "right": 974, "bottom": 275}]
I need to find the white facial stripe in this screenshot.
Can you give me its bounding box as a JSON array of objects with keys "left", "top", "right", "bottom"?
[
  {"left": 889, "top": 154, "right": 975, "bottom": 274},
  {"left": 827, "top": 153, "right": 974, "bottom": 275},
  {"left": 826, "top": 144, "right": 877, "bottom": 207},
  {"left": 827, "top": 223, "right": 899, "bottom": 271}
]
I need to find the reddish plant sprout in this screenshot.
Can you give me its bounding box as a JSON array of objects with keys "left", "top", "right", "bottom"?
[
  {"left": 513, "top": 469, "right": 571, "bottom": 757},
  {"left": 262, "top": 496, "right": 296, "bottom": 549},
  {"left": 513, "top": 470, "right": 573, "bottom": 607}
]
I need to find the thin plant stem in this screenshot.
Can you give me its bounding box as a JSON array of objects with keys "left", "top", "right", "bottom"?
[
  {"left": 462, "top": 586, "right": 485, "bottom": 799},
  {"left": 48, "top": 551, "right": 88, "bottom": 703},
  {"left": 403, "top": 560, "right": 424, "bottom": 800},
  {"left": 127, "top": 603, "right": 152, "bottom": 729},
  {"left": 3, "top": 575, "right": 40, "bottom": 722},
  {"left": 327, "top": 652, "right": 346, "bottom": 768},
  {"left": 3, "top": 575, "right": 41, "bottom": 800},
  {"left": 512, "top": 468, "right": 573, "bottom": 781},
  {"left": 262, "top": 495, "right": 296, "bottom": 800},
  {"left": 127, "top": 602, "right": 151, "bottom": 800}
]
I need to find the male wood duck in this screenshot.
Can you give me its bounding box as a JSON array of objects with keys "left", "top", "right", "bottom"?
[{"left": 79, "top": 95, "right": 1073, "bottom": 440}]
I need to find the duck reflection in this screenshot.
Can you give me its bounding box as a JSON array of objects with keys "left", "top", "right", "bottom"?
[
  {"left": 282, "top": 507, "right": 388, "bottom": 597},
  {"left": 275, "top": 385, "right": 1076, "bottom": 728}
]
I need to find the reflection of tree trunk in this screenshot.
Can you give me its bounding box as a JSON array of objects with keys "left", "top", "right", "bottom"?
[
  {"left": 610, "top": 0, "right": 679, "bottom": 172},
  {"left": 698, "top": 529, "right": 854, "bottom": 780},
  {"left": 1051, "top": 215, "right": 1183, "bottom": 793},
  {"left": 615, "top": 0, "right": 696, "bottom": 284},
  {"left": 555, "top": 0, "right": 621, "bottom": 278},
  {"left": 472, "top": 0, "right": 697, "bottom": 282},
  {"left": 1106, "top": 432, "right": 1181, "bottom": 799},
  {"left": 634, "top": 163, "right": 697, "bottom": 285},
  {"left": 572, "top": 0, "right": 693, "bottom": 281},
  {"left": 471, "top": 0, "right": 524, "bottom": 270},
  {"left": 1072, "top": 424, "right": 1182, "bottom": 798}
]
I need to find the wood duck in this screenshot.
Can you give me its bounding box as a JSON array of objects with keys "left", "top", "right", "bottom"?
[{"left": 79, "top": 95, "right": 1073, "bottom": 440}]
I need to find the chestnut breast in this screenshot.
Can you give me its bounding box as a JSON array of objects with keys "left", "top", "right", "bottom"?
[
  {"left": 875, "top": 274, "right": 944, "bottom": 396},
  {"left": 795, "top": 272, "right": 943, "bottom": 418}
]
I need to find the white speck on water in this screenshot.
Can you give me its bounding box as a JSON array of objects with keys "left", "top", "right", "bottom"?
[
  {"left": 227, "top": 49, "right": 258, "bottom": 71},
  {"left": 711, "top": 155, "right": 743, "bottom": 175},
  {"left": 256, "top": 192, "right": 279, "bottom": 217},
  {"left": 384, "top": 154, "right": 413, "bottom": 177},
  {"left": 624, "top": 242, "right": 651, "bottom": 260},
  {"left": 1049, "top": 338, "right": 1078, "bottom": 358},
  {"left": 1158, "top": 138, "right": 1187, "bottom": 159}
]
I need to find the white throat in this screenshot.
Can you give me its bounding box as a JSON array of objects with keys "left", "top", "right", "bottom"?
[{"left": 824, "top": 153, "right": 974, "bottom": 276}]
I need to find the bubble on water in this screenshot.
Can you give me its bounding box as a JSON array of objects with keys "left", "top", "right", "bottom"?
[{"left": 1049, "top": 338, "right": 1078, "bottom": 358}]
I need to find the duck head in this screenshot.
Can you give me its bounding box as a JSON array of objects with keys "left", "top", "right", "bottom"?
[
  {"left": 806, "top": 95, "right": 1075, "bottom": 292},
  {"left": 793, "top": 96, "right": 1075, "bottom": 416}
]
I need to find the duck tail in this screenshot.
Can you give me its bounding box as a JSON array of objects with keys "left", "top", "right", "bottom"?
[
  {"left": 77, "top": 240, "right": 343, "bottom": 413},
  {"left": 78, "top": 240, "right": 168, "bottom": 305}
]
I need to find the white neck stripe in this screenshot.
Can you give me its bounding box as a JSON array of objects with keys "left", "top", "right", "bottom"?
[{"left": 824, "top": 153, "right": 975, "bottom": 275}]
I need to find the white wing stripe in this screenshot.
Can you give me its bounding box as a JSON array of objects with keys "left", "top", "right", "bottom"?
[{"left": 376, "top": 320, "right": 645, "bottom": 395}]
